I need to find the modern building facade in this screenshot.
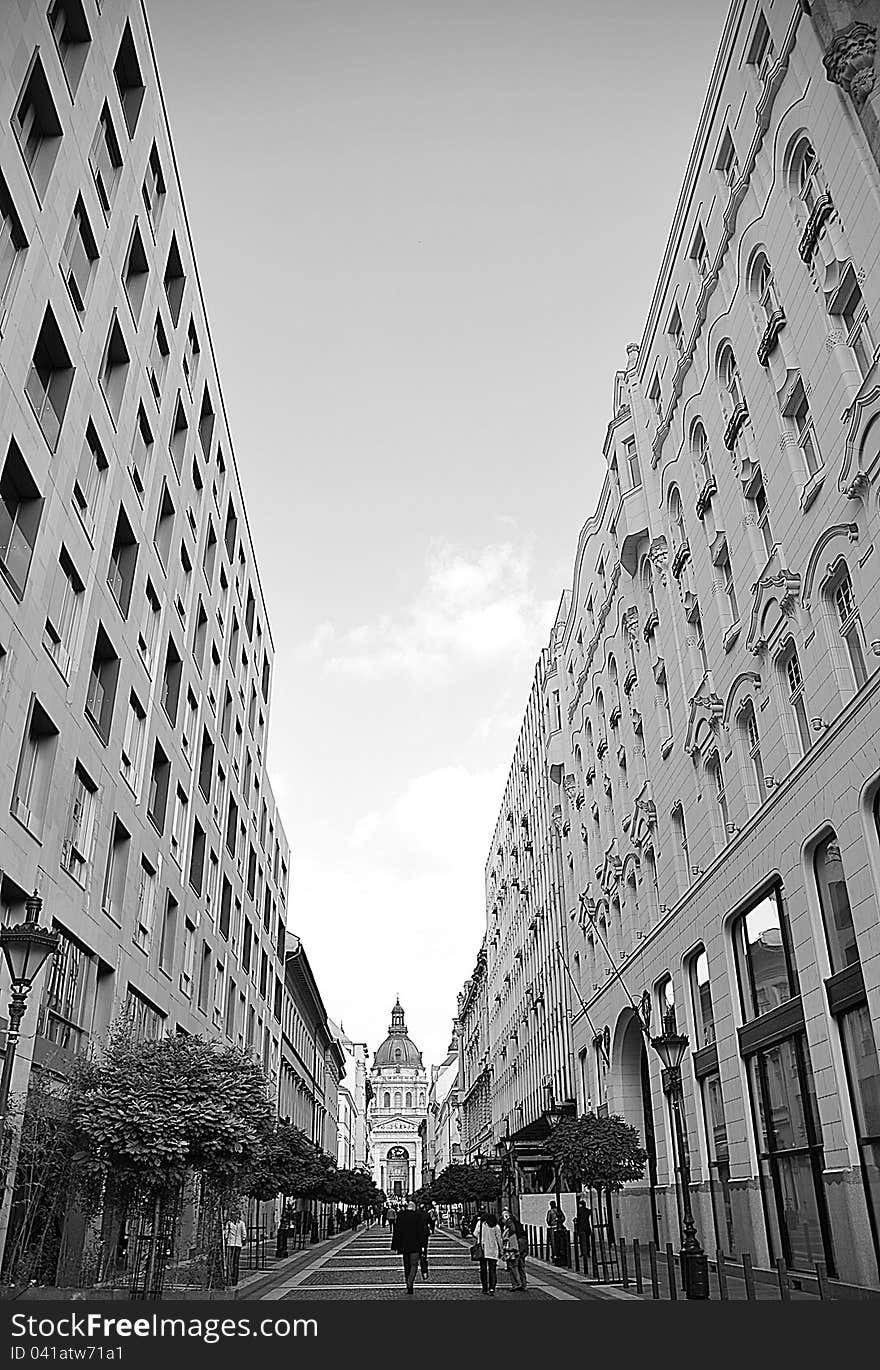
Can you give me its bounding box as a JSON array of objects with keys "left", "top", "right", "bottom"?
[
  {"left": 539, "top": 0, "right": 880, "bottom": 1287},
  {"left": 367, "top": 1000, "right": 428, "bottom": 1199},
  {"left": 0, "top": 0, "right": 328, "bottom": 1276}
]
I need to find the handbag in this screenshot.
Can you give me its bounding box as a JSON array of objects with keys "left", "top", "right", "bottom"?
[{"left": 470, "top": 1221, "right": 484, "bottom": 1262}]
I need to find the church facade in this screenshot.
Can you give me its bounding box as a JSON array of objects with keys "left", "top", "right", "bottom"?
[{"left": 368, "top": 1001, "right": 428, "bottom": 1199}]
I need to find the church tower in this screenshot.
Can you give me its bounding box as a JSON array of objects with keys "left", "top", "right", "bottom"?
[{"left": 368, "top": 999, "right": 428, "bottom": 1199}]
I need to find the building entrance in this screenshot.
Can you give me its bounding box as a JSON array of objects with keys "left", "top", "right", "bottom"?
[{"left": 387, "top": 1146, "right": 410, "bottom": 1197}]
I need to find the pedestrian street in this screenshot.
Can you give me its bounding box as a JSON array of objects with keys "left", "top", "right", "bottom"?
[{"left": 259, "top": 1224, "right": 593, "bottom": 1301}]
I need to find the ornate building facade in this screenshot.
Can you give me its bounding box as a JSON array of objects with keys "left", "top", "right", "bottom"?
[
  {"left": 458, "top": 946, "right": 492, "bottom": 1163},
  {"left": 543, "top": 0, "right": 880, "bottom": 1287},
  {"left": 367, "top": 1000, "right": 427, "bottom": 1199}
]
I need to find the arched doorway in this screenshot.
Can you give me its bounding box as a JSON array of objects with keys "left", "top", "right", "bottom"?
[
  {"left": 386, "top": 1146, "right": 410, "bottom": 1199},
  {"left": 612, "top": 1008, "right": 659, "bottom": 1245}
]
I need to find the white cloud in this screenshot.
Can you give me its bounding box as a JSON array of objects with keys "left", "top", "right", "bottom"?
[{"left": 299, "top": 538, "right": 554, "bottom": 681}]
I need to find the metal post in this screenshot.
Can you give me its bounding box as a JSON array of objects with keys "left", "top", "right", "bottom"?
[
  {"left": 648, "top": 1241, "right": 659, "bottom": 1299},
  {"left": 666, "top": 1065, "right": 709, "bottom": 1299},
  {"left": 741, "top": 1251, "right": 755, "bottom": 1300},
  {"left": 665, "top": 1242, "right": 677, "bottom": 1300},
  {"left": 633, "top": 1239, "right": 643, "bottom": 1293},
  {"left": 716, "top": 1249, "right": 728, "bottom": 1300},
  {"left": 0, "top": 989, "right": 27, "bottom": 1128},
  {"left": 775, "top": 1256, "right": 790, "bottom": 1299}
]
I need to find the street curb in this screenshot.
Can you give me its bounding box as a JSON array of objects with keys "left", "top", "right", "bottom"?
[
  {"left": 440, "top": 1228, "right": 641, "bottom": 1302},
  {"left": 234, "top": 1225, "right": 377, "bottom": 1300}
]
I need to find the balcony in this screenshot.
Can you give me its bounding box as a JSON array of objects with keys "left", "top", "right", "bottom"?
[
  {"left": 642, "top": 608, "right": 659, "bottom": 642},
  {"left": 695, "top": 473, "right": 717, "bottom": 520},
  {"left": 617, "top": 483, "right": 649, "bottom": 576},
  {"left": 723, "top": 400, "right": 748, "bottom": 451},
  {"left": 798, "top": 191, "right": 833, "bottom": 264},
  {"left": 671, "top": 538, "right": 691, "bottom": 579},
  {"left": 0, "top": 505, "right": 36, "bottom": 598},
  {"left": 757, "top": 306, "right": 786, "bottom": 366}
]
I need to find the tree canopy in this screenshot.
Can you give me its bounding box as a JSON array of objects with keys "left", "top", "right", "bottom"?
[
  {"left": 545, "top": 1113, "right": 647, "bottom": 1194},
  {"left": 428, "top": 1164, "right": 501, "bottom": 1203}
]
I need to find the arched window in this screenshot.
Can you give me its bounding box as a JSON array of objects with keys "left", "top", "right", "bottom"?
[
  {"left": 419, "top": 1091, "right": 425, "bottom": 1107},
  {"left": 789, "top": 138, "right": 824, "bottom": 216},
  {"left": 814, "top": 832, "right": 859, "bottom": 972},
  {"left": 826, "top": 563, "right": 868, "bottom": 691},
  {"left": 574, "top": 744, "right": 583, "bottom": 778},
  {"left": 668, "top": 486, "right": 685, "bottom": 549},
  {"left": 609, "top": 657, "right": 621, "bottom": 723},
  {"left": 596, "top": 689, "right": 607, "bottom": 751},
  {"left": 750, "top": 250, "right": 782, "bottom": 327},
  {"left": 405, "top": 1091, "right": 412, "bottom": 1109},
  {"left": 706, "top": 751, "right": 729, "bottom": 848},
  {"left": 671, "top": 802, "right": 690, "bottom": 891},
  {"left": 656, "top": 972, "right": 676, "bottom": 1030},
  {"left": 383, "top": 1092, "right": 391, "bottom": 1109},
  {"left": 718, "top": 345, "right": 745, "bottom": 418},
  {"left": 738, "top": 700, "right": 766, "bottom": 806},
  {"left": 689, "top": 948, "right": 715, "bottom": 1047},
  {"left": 691, "top": 420, "right": 713, "bottom": 487},
  {"left": 776, "top": 642, "right": 811, "bottom": 759},
  {"left": 393, "top": 1090, "right": 402, "bottom": 1109}
]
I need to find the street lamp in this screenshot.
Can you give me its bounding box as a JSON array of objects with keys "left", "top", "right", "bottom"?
[
  {"left": 0, "top": 892, "right": 59, "bottom": 1128},
  {"left": 649, "top": 1007, "right": 709, "bottom": 1300}
]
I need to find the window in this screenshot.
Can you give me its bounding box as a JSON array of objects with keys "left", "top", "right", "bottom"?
[
  {"left": 120, "top": 691, "right": 146, "bottom": 793},
  {"left": 125, "top": 985, "right": 165, "bottom": 1040},
  {"left": 836, "top": 271, "right": 875, "bottom": 382},
  {"left": 37, "top": 923, "right": 91, "bottom": 1055},
  {"left": 716, "top": 128, "right": 739, "bottom": 189},
  {"left": 0, "top": 174, "right": 27, "bottom": 319},
  {"left": 830, "top": 568, "right": 868, "bottom": 689},
  {"left": 89, "top": 104, "right": 122, "bottom": 218},
  {"left": 198, "top": 941, "right": 211, "bottom": 1013},
  {"left": 176, "top": 542, "right": 192, "bottom": 624},
  {"left": 180, "top": 920, "right": 196, "bottom": 997},
  {"left": 701, "top": 1073, "right": 736, "bottom": 1257},
  {"left": 649, "top": 373, "right": 662, "bottom": 419},
  {"left": 158, "top": 892, "right": 177, "bottom": 977},
  {"left": 667, "top": 305, "right": 684, "bottom": 356},
  {"left": 671, "top": 802, "right": 690, "bottom": 889},
  {"left": 11, "top": 697, "right": 59, "bottom": 833},
  {"left": 137, "top": 578, "right": 161, "bottom": 673},
  {"left": 224, "top": 500, "right": 238, "bottom": 561},
  {"left": 122, "top": 221, "right": 149, "bottom": 322},
  {"left": 169, "top": 394, "right": 188, "bottom": 476},
  {"left": 142, "top": 142, "right": 165, "bottom": 234},
  {"left": 25, "top": 307, "right": 74, "bottom": 450},
  {"left": 147, "top": 739, "right": 170, "bottom": 832},
  {"left": 148, "top": 312, "right": 169, "bottom": 404},
  {"left": 14, "top": 56, "right": 63, "bottom": 200},
  {"left": 160, "top": 634, "right": 182, "bottom": 724},
  {"left": 44, "top": 546, "right": 83, "bottom": 675},
  {"left": 786, "top": 378, "right": 821, "bottom": 477},
  {"left": 48, "top": 1, "right": 91, "bottom": 95},
  {"left": 189, "top": 819, "right": 206, "bottom": 895},
  {"left": 133, "top": 858, "right": 158, "bottom": 953},
  {"left": 100, "top": 817, "right": 130, "bottom": 922},
  {"left": 219, "top": 876, "right": 232, "bottom": 940},
  {"left": 778, "top": 644, "right": 810, "bottom": 758},
  {"left": 107, "top": 505, "right": 137, "bottom": 616},
  {"left": 690, "top": 949, "right": 715, "bottom": 1048},
  {"left": 814, "top": 833, "right": 859, "bottom": 973},
  {"left": 0, "top": 440, "right": 43, "bottom": 597},
  {"left": 750, "top": 474, "right": 774, "bottom": 559},
  {"left": 60, "top": 764, "right": 97, "bottom": 884},
  {"left": 192, "top": 599, "right": 208, "bottom": 672},
  {"left": 226, "top": 794, "right": 238, "bottom": 858},
  {"left": 85, "top": 625, "right": 119, "bottom": 742},
  {"left": 739, "top": 700, "right": 766, "bottom": 805},
  {"left": 113, "top": 21, "right": 145, "bottom": 138},
  {"left": 170, "top": 784, "right": 187, "bottom": 863},
  {"left": 716, "top": 539, "right": 738, "bottom": 625},
  {"left": 734, "top": 887, "right": 798, "bottom": 1021},
  {"left": 154, "top": 482, "right": 174, "bottom": 568},
  {"left": 164, "top": 235, "right": 185, "bottom": 326},
  {"left": 198, "top": 386, "right": 215, "bottom": 460},
  {"left": 747, "top": 11, "right": 774, "bottom": 82},
  {"left": 624, "top": 437, "right": 641, "bottom": 489},
  {"left": 793, "top": 139, "right": 823, "bottom": 216},
  {"left": 60, "top": 197, "right": 97, "bottom": 318},
  {"left": 130, "top": 402, "right": 153, "bottom": 500},
  {"left": 656, "top": 973, "right": 676, "bottom": 1030},
  {"left": 707, "top": 751, "right": 729, "bottom": 848},
  {"left": 182, "top": 686, "right": 198, "bottom": 759},
  {"left": 690, "top": 222, "right": 709, "bottom": 279},
  {"left": 99, "top": 313, "right": 130, "bottom": 425},
  {"left": 198, "top": 727, "right": 214, "bottom": 801},
  {"left": 71, "top": 422, "right": 107, "bottom": 538}
]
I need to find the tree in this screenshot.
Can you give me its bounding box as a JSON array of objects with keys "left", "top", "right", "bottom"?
[
  {"left": 428, "top": 1164, "right": 500, "bottom": 1204},
  {"left": 246, "top": 1122, "right": 322, "bottom": 1202},
  {"left": 545, "top": 1113, "right": 647, "bottom": 1223}
]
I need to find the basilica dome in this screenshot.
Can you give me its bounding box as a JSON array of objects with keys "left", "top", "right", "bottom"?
[{"left": 373, "top": 999, "right": 423, "bottom": 1071}]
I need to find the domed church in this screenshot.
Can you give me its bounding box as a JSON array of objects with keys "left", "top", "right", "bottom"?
[{"left": 368, "top": 1000, "right": 428, "bottom": 1199}]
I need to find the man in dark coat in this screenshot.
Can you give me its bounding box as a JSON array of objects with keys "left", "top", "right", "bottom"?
[{"left": 390, "top": 1198, "right": 429, "bottom": 1294}]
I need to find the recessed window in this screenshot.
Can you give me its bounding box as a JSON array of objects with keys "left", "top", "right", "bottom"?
[
  {"left": 60, "top": 763, "right": 97, "bottom": 885},
  {"left": 60, "top": 196, "right": 98, "bottom": 319},
  {"left": 164, "top": 235, "right": 185, "bottom": 326},
  {"left": 814, "top": 832, "right": 859, "bottom": 973},
  {"left": 25, "top": 306, "right": 74, "bottom": 450},
  {"left": 147, "top": 739, "right": 170, "bottom": 833},
  {"left": 11, "top": 696, "right": 59, "bottom": 835},
  {"left": 784, "top": 378, "right": 821, "bottom": 477},
  {"left": 198, "top": 386, "right": 215, "bottom": 460},
  {"left": 160, "top": 633, "right": 183, "bottom": 724},
  {"left": 49, "top": 0, "right": 91, "bottom": 94},
  {"left": 14, "top": 55, "right": 63, "bottom": 201},
  {"left": 667, "top": 304, "right": 684, "bottom": 356},
  {"left": 739, "top": 700, "right": 766, "bottom": 806},
  {"left": 828, "top": 566, "right": 868, "bottom": 689},
  {"left": 107, "top": 504, "right": 137, "bottom": 616},
  {"left": 89, "top": 103, "right": 123, "bottom": 218},
  {"left": 690, "top": 222, "right": 709, "bottom": 279},
  {"left": 0, "top": 439, "right": 43, "bottom": 598},
  {"left": 113, "top": 20, "right": 145, "bottom": 138},
  {"left": 142, "top": 142, "right": 165, "bottom": 234},
  {"left": 778, "top": 643, "right": 810, "bottom": 757},
  {"left": 100, "top": 817, "right": 130, "bottom": 922},
  {"left": 137, "top": 577, "right": 161, "bottom": 674},
  {"left": 0, "top": 173, "right": 28, "bottom": 317},
  {"left": 716, "top": 128, "right": 739, "bottom": 190},
  {"left": 120, "top": 691, "right": 146, "bottom": 793},
  {"left": 122, "top": 220, "right": 149, "bottom": 322},
  {"left": 148, "top": 311, "right": 169, "bottom": 404},
  {"left": 192, "top": 598, "right": 208, "bottom": 672},
  {"left": 85, "top": 624, "right": 120, "bottom": 742},
  {"left": 130, "top": 401, "right": 153, "bottom": 499},
  {"left": 183, "top": 317, "right": 200, "bottom": 392},
  {"left": 154, "top": 481, "right": 175, "bottom": 568},
  {"left": 224, "top": 499, "right": 238, "bottom": 561},
  {"left": 72, "top": 421, "right": 107, "bottom": 537},
  {"left": 733, "top": 886, "right": 799, "bottom": 1022},
  {"left": 44, "top": 545, "right": 83, "bottom": 676},
  {"left": 834, "top": 268, "right": 875, "bottom": 381},
  {"left": 746, "top": 11, "right": 774, "bottom": 82},
  {"left": 99, "top": 313, "right": 130, "bottom": 425},
  {"left": 133, "top": 862, "right": 159, "bottom": 954}
]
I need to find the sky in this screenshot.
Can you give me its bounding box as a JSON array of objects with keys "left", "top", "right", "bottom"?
[{"left": 147, "top": 0, "right": 730, "bottom": 1075}]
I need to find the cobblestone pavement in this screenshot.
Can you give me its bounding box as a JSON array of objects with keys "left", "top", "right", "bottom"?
[{"left": 259, "top": 1224, "right": 608, "bottom": 1302}]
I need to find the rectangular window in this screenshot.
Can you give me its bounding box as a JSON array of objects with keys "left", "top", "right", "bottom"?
[
  {"left": 148, "top": 312, "right": 169, "bottom": 404},
  {"left": 114, "top": 21, "right": 145, "bottom": 138},
  {"left": 716, "top": 128, "right": 739, "bottom": 189},
  {"left": 189, "top": 819, "right": 206, "bottom": 895},
  {"left": 747, "top": 11, "right": 775, "bottom": 82},
  {"left": 787, "top": 379, "right": 821, "bottom": 477},
  {"left": 130, "top": 402, "right": 153, "bottom": 499},
  {"left": 107, "top": 505, "right": 138, "bottom": 616},
  {"left": 180, "top": 920, "right": 196, "bottom": 997},
  {"left": 99, "top": 313, "right": 130, "bottom": 426},
  {"left": 219, "top": 875, "right": 232, "bottom": 940},
  {"left": 182, "top": 686, "right": 198, "bottom": 761},
  {"left": 25, "top": 307, "right": 74, "bottom": 451},
  {"left": 60, "top": 764, "right": 97, "bottom": 885},
  {"left": 142, "top": 142, "right": 166, "bottom": 235},
  {"left": 170, "top": 783, "right": 187, "bottom": 863},
  {"left": 838, "top": 274, "right": 875, "bottom": 381},
  {"left": 71, "top": 422, "right": 107, "bottom": 539},
  {"left": 120, "top": 691, "right": 146, "bottom": 793},
  {"left": 734, "top": 886, "right": 799, "bottom": 1022},
  {"left": 133, "top": 858, "right": 158, "bottom": 953},
  {"left": 44, "top": 545, "right": 84, "bottom": 676},
  {"left": 184, "top": 318, "right": 201, "bottom": 392},
  {"left": 89, "top": 104, "right": 123, "bottom": 218},
  {"left": 14, "top": 55, "right": 63, "bottom": 200},
  {"left": 60, "top": 196, "right": 97, "bottom": 318},
  {"left": 198, "top": 941, "right": 211, "bottom": 1013},
  {"left": 169, "top": 393, "right": 188, "bottom": 475},
  {"left": 147, "top": 739, "right": 170, "bottom": 832},
  {"left": 154, "top": 482, "right": 175, "bottom": 568},
  {"left": 100, "top": 817, "right": 130, "bottom": 922},
  {"left": 125, "top": 984, "right": 165, "bottom": 1040},
  {"left": 198, "top": 727, "right": 214, "bottom": 801},
  {"left": 122, "top": 220, "right": 149, "bottom": 322},
  {"left": 0, "top": 173, "right": 27, "bottom": 318},
  {"left": 137, "top": 578, "right": 161, "bottom": 674},
  {"left": 11, "top": 697, "right": 59, "bottom": 835},
  {"left": 158, "top": 891, "right": 177, "bottom": 976},
  {"left": 701, "top": 1073, "right": 736, "bottom": 1256},
  {"left": 160, "top": 634, "right": 183, "bottom": 724},
  {"left": 0, "top": 439, "right": 42, "bottom": 598},
  {"left": 85, "top": 625, "right": 120, "bottom": 743},
  {"left": 37, "top": 922, "right": 90, "bottom": 1055}
]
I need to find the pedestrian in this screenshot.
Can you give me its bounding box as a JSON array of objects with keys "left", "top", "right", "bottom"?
[
  {"left": 381, "top": 1204, "right": 389, "bottom": 1228},
  {"left": 546, "top": 1200, "right": 566, "bottom": 1265},
  {"left": 419, "top": 1203, "right": 436, "bottom": 1281},
  {"left": 575, "top": 1197, "right": 593, "bottom": 1271},
  {"left": 501, "top": 1209, "right": 528, "bottom": 1291},
  {"left": 472, "top": 1211, "right": 503, "bottom": 1295},
  {"left": 222, "top": 1208, "right": 247, "bottom": 1286},
  {"left": 390, "top": 1197, "right": 430, "bottom": 1295}
]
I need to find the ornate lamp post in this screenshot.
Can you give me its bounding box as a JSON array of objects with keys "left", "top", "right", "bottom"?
[
  {"left": 0, "top": 893, "right": 59, "bottom": 1128},
  {"left": 649, "top": 1007, "right": 709, "bottom": 1300}
]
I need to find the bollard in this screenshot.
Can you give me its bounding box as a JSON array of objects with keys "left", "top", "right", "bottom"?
[
  {"left": 633, "top": 1240, "right": 643, "bottom": 1294},
  {"left": 815, "top": 1261, "right": 830, "bottom": 1300},
  {"left": 648, "top": 1241, "right": 659, "bottom": 1299},
  {"left": 741, "top": 1251, "right": 755, "bottom": 1300},
  {"left": 775, "top": 1257, "right": 790, "bottom": 1300},
  {"left": 665, "top": 1243, "right": 677, "bottom": 1300},
  {"left": 539, "top": 1230, "right": 545, "bottom": 1262},
  {"left": 620, "top": 1240, "right": 629, "bottom": 1288},
  {"left": 573, "top": 1231, "right": 579, "bottom": 1272},
  {"left": 716, "top": 1250, "right": 728, "bottom": 1301}
]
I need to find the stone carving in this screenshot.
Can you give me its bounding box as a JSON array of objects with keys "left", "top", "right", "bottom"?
[{"left": 823, "top": 22, "right": 877, "bottom": 105}]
